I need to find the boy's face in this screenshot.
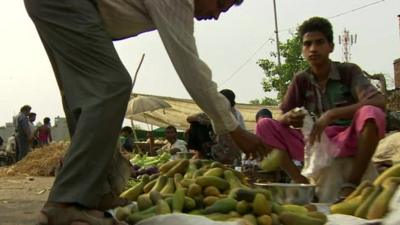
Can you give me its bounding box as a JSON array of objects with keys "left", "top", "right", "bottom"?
[
  {"left": 194, "top": 0, "right": 235, "bottom": 21},
  {"left": 29, "top": 115, "right": 36, "bottom": 122},
  {"left": 121, "top": 131, "right": 128, "bottom": 137},
  {"left": 165, "top": 128, "right": 177, "bottom": 142},
  {"left": 302, "top": 31, "right": 334, "bottom": 67}
]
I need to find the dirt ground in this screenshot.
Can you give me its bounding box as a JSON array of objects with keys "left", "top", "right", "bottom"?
[{"left": 0, "top": 176, "right": 54, "bottom": 225}]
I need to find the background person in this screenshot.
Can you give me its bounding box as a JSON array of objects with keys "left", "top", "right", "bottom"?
[
  {"left": 159, "top": 125, "right": 188, "bottom": 160},
  {"left": 255, "top": 108, "right": 273, "bottom": 122},
  {"left": 28, "top": 112, "right": 39, "bottom": 148},
  {"left": 119, "top": 126, "right": 134, "bottom": 153},
  {"left": 36, "top": 117, "right": 53, "bottom": 146},
  {"left": 14, "top": 105, "right": 33, "bottom": 161},
  {"left": 211, "top": 89, "right": 245, "bottom": 166}
]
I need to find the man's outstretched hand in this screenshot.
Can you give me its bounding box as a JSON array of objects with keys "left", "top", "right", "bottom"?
[{"left": 229, "top": 126, "right": 268, "bottom": 160}]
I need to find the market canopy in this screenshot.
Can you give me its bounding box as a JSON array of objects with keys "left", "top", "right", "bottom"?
[{"left": 125, "top": 93, "right": 280, "bottom": 132}]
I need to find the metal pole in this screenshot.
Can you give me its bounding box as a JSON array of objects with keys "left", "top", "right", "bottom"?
[
  {"left": 273, "top": 0, "right": 281, "bottom": 66},
  {"left": 398, "top": 15, "right": 400, "bottom": 41},
  {"left": 132, "top": 53, "right": 145, "bottom": 89}
]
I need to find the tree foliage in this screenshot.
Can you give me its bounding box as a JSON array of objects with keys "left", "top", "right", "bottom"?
[
  {"left": 257, "top": 33, "right": 308, "bottom": 100},
  {"left": 249, "top": 97, "right": 279, "bottom": 106}
]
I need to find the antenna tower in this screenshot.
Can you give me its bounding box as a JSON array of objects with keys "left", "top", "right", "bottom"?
[{"left": 338, "top": 29, "right": 357, "bottom": 62}]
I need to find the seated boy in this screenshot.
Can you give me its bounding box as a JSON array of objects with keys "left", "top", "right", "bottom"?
[{"left": 256, "top": 17, "right": 386, "bottom": 202}]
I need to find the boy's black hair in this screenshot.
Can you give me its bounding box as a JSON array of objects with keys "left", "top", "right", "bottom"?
[
  {"left": 20, "top": 105, "right": 31, "bottom": 112},
  {"left": 220, "top": 89, "right": 236, "bottom": 107},
  {"left": 255, "top": 108, "right": 273, "bottom": 121},
  {"left": 121, "top": 126, "right": 133, "bottom": 134},
  {"left": 165, "top": 125, "right": 177, "bottom": 133},
  {"left": 298, "top": 17, "right": 333, "bottom": 44}
]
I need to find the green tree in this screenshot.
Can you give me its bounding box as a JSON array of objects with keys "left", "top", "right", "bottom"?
[
  {"left": 258, "top": 33, "right": 308, "bottom": 100},
  {"left": 249, "top": 97, "right": 279, "bottom": 106}
]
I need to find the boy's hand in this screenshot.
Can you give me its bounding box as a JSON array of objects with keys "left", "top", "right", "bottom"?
[
  {"left": 229, "top": 126, "right": 268, "bottom": 160},
  {"left": 309, "top": 112, "right": 331, "bottom": 145},
  {"left": 283, "top": 108, "right": 306, "bottom": 128}
]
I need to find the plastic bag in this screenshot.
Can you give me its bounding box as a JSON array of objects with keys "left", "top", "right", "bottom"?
[{"left": 299, "top": 108, "right": 340, "bottom": 178}]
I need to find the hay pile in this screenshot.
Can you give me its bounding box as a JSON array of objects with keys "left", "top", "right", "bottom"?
[{"left": 0, "top": 141, "right": 69, "bottom": 177}]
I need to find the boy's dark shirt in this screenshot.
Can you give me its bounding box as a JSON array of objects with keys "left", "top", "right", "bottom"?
[{"left": 280, "top": 61, "right": 379, "bottom": 126}]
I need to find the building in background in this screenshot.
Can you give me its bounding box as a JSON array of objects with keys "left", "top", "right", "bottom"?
[{"left": 0, "top": 116, "right": 69, "bottom": 145}]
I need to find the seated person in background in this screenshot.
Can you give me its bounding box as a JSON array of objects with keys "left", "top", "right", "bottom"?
[
  {"left": 145, "top": 131, "right": 157, "bottom": 156},
  {"left": 255, "top": 17, "right": 386, "bottom": 202},
  {"left": 186, "top": 114, "right": 215, "bottom": 159},
  {"left": 215, "top": 89, "right": 244, "bottom": 166},
  {"left": 220, "top": 89, "right": 245, "bottom": 127},
  {"left": 5, "top": 135, "right": 17, "bottom": 162},
  {"left": 119, "top": 126, "right": 134, "bottom": 153},
  {"left": 159, "top": 125, "right": 187, "bottom": 159},
  {"left": 187, "top": 106, "right": 242, "bottom": 165},
  {"left": 256, "top": 108, "right": 273, "bottom": 122}
]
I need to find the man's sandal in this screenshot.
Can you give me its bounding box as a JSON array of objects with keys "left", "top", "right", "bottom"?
[
  {"left": 37, "top": 204, "right": 128, "bottom": 225},
  {"left": 334, "top": 182, "right": 357, "bottom": 203}
]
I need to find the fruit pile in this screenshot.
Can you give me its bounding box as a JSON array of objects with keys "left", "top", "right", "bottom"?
[
  {"left": 117, "top": 159, "right": 328, "bottom": 225},
  {"left": 330, "top": 163, "right": 400, "bottom": 219}
]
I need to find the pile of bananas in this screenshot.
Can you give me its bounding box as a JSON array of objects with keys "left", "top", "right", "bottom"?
[
  {"left": 117, "top": 159, "right": 328, "bottom": 225},
  {"left": 130, "top": 152, "right": 171, "bottom": 167},
  {"left": 330, "top": 163, "right": 400, "bottom": 219}
]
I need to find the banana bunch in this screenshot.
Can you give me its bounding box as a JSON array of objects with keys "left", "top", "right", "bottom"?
[
  {"left": 330, "top": 163, "right": 400, "bottom": 219},
  {"left": 130, "top": 151, "right": 171, "bottom": 167}
]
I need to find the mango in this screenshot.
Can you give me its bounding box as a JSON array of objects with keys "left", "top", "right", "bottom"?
[
  {"left": 172, "top": 188, "right": 185, "bottom": 213},
  {"left": 257, "top": 215, "right": 273, "bottom": 225},
  {"left": 187, "top": 183, "right": 202, "bottom": 197},
  {"left": 203, "top": 186, "right": 221, "bottom": 197},
  {"left": 253, "top": 193, "right": 271, "bottom": 216},
  {"left": 137, "top": 194, "right": 153, "bottom": 211},
  {"left": 204, "top": 198, "right": 237, "bottom": 214},
  {"left": 236, "top": 200, "right": 251, "bottom": 215},
  {"left": 203, "top": 167, "right": 224, "bottom": 177},
  {"left": 196, "top": 176, "right": 229, "bottom": 190}
]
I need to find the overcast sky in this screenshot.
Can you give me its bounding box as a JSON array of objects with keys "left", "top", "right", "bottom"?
[{"left": 0, "top": 0, "right": 399, "bottom": 126}]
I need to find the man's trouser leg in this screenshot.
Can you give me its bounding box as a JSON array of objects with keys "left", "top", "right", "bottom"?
[
  {"left": 16, "top": 136, "right": 30, "bottom": 161},
  {"left": 24, "top": 0, "right": 132, "bottom": 208}
]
